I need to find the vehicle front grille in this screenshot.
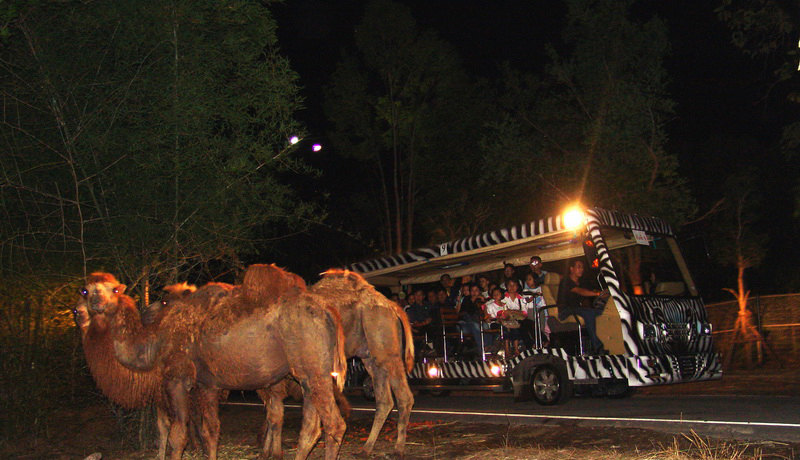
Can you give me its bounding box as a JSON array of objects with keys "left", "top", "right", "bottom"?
[{"left": 675, "top": 355, "right": 697, "bottom": 380}]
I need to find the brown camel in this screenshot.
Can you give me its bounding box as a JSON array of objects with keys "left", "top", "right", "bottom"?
[
  {"left": 155, "top": 281, "right": 352, "bottom": 460},
  {"left": 74, "top": 274, "right": 177, "bottom": 460},
  {"left": 259, "top": 269, "right": 415, "bottom": 458},
  {"left": 77, "top": 265, "right": 347, "bottom": 460}
]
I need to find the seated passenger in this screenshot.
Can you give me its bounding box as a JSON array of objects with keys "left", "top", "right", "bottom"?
[
  {"left": 522, "top": 272, "right": 549, "bottom": 346},
  {"left": 500, "top": 279, "right": 530, "bottom": 353},
  {"left": 499, "top": 263, "right": 522, "bottom": 291},
  {"left": 405, "top": 288, "right": 437, "bottom": 353},
  {"left": 439, "top": 273, "right": 459, "bottom": 305},
  {"left": 477, "top": 274, "right": 491, "bottom": 298},
  {"left": 436, "top": 288, "right": 454, "bottom": 309},
  {"left": 482, "top": 287, "right": 506, "bottom": 348},
  {"left": 556, "top": 259, "right": 609, "bottom": 354},
  {"left": 455, "top": 283, "right": 484, "bottom": 353}
]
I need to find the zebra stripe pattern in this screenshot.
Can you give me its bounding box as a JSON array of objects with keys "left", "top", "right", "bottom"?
[
  {"left": 348, "top": 207, "right": 675, "bottom": 274},
  {"left": 582, "top": 208, "right": 720, "bottom": 384},
  {"left": 347, "top": 212, "right": 579, "bottom": 274},
  {"left": 345, "top": 207, "right": 721, "bottom": 389},
  {"left": 408, "top": 358, "right": 507, "bottom": 380}
]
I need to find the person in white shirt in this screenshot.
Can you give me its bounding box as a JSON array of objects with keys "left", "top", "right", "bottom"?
[
  {"left": 522, "top": 272, "right": 549, "bottom": 346},
  {"left": 499, "top": 279, "right": 528, "bottom": 354}
]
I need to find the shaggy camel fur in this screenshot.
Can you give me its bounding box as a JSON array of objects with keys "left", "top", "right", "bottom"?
[
  {"left": 77, "top": 265, "right": 347, "bottom": 460},
  {"left": 74, "top": 273, "right": 177, "bottom": 460},
  {"left": 259, "top": 269, "right": 415, "bottom": 458},
  {"left": 155, "top": 280, "right": 356, "bottom": 460}
]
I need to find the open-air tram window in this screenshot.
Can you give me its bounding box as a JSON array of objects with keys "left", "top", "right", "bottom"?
[{"left": 599, "top": 227, "right": 691, "bottom": 297}]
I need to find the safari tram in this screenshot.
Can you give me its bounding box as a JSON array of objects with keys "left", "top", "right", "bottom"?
[{"left": 344, "top": 206, "right": 722, "bottom": 405}]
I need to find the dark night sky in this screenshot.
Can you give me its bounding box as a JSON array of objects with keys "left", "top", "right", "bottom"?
[{"left": 270, "top": 1, "right": 797, "bottom": 297}]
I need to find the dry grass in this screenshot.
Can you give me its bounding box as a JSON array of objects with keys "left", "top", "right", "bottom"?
[{"left": 4, "top": 405, "right": 797, "bottom": 460}]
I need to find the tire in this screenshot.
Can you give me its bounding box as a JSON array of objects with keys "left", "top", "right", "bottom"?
[
  {"left": 361, "top": 375, "right": 375, "bottom": 401},
  {"left": 530, "top": 365, "right": 572, "bottom": 405},
  {"left": 606, "top": 382, "right": 636, "bottom": 399}
]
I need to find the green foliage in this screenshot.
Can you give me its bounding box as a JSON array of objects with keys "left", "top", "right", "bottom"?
[
  {"left": 0, "top": 1, "right": 318, "bottom": 441},
  {"left": 480, "top": 0, "right": 695, "bottom": 227},
  {"left": 0, "top": 0, "right": 319, "bottom": 291},
  {"left": 710, "top": 173, "right": 768, "bottom": 270},
  {"left": 324, "top": 0, "right": 487, "bottom": 251},
  {"left": 0, "top": 275, "right": 93, "bottom": 442},
  {"left": 716, "top": 0, "right": 800, "bottom": 220}
]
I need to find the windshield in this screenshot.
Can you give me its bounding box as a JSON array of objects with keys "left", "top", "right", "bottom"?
[{"left": 599, "top": 227, "right": 696, "bottom": 297}]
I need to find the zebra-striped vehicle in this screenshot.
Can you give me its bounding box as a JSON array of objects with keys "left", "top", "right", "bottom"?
[{"left": 346, "top": 206, "right": 722, "bottom": 405}]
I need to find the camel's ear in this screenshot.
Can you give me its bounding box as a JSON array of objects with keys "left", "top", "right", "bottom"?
[{"left": 117, "top": 284, "right": 127, "bottom": 294}]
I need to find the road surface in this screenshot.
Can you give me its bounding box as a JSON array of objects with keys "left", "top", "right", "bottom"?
[{"left": 225, "top": 391, "right": 800, "bottom": 442}]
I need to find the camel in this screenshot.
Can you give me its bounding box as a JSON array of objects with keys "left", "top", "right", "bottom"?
[
  {"left": 258, "top": 269, "right": 415, "bottom": 458},
  {"left": 76, "top": 265, "right": 347, "bottom": 460},
  {"left": 74, "top": 275, "right": 180, "bottom": 460},
  {"left": 154, "top": 281, "right": 352, "bottom": 460}
]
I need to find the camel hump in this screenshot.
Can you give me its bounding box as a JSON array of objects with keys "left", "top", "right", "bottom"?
[
  {"left": 242, "top": 264, "right": 306, "bottom": 302},
  {"left": 162, "top": 282, "right": 197, "bottom": 298},
  {"left": 317, "top": 269, "right": 371, "bottom": 292}
]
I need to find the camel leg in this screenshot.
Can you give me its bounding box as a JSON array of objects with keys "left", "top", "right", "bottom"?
[
  {"left": 166, "top": 378, "right": 191, "bottom": 460},
  {"left": 156, "top": 404, "right": 170, "bottom": 460},
  {"left": 293, "top": 378, "right": 345, "bottom": 460},
  {"left": 293, "top": 392, "right": 322, "bottom": 460},
  {"left": 388, "top": 365, "right": 414, "bottom": 458},
  {"left": 312, "top": 381, "right": 346, "bottom": 460},
  {"left": 197, "top": 387, "right": 221, "bottom": 460},
  {"left": 257, "top": 383, "right": 288, "bottom": 460},
  {"left": 362, "top": 360, "right": 392, "bottom": 455}
]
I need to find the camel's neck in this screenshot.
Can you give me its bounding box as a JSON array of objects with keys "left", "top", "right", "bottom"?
[
  {"left": 108, "top": 304, "right": 163, "bottom": 371},
  {"left": 83, "top": 317, "right": 161, "bottom": 409}
]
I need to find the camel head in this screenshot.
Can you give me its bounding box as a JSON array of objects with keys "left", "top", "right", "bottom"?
[
  {"left": 141, "top": 282, "right": 197, "bottom": 325},
  {"left": 80, "top": 272, "right": 127, "bottom": 316}
]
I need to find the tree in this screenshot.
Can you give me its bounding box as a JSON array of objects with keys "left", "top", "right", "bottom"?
[
  {"left": 710, "top": 173, "right": 777, "bottom": 367},
  {"left": 324, "top": 0, "right": 484, "bottom": 253},
  {"left": 0, "top": 0, "right": 319, "bottom": 440},
  {"left": 0, "top": 0, "right": 319, "bottom": 293},
  {"left": 479, "top": 0, "right": 695, "bottom": 226},
  {"left": 716, "top": 0, "right": 800, "bottom": 290}
]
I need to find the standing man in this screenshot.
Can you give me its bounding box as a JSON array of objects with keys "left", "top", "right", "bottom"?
[{"left": 528, "top": 255, "right": 547, "bottom": 287}]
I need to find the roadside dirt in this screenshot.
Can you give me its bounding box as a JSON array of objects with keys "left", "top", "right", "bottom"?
[{"left": 3, "top": 370, "right": 799, "bottom": 459}]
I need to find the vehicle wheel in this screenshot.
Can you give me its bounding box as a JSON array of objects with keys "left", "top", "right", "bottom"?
[
  {"left": 362, "top": 375, "right": 375, "bottom": 401},
  {"left": 606, "top": 381, "right": 636, "bottom": 399},
  {"left": 530, "top": 365, "right": 572, "bottom": 405}
]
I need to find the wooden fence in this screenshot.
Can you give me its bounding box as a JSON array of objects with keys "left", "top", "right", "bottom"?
[{"left": 705, "top": 293, "right": 800, "bottom": 368}]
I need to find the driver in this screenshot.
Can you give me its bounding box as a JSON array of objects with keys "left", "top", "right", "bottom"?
[{"left": 557, "top": 259, "right": 609, "bottom": 354}]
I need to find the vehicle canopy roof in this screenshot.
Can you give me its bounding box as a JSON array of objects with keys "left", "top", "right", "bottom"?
[{"left": 347, "top": 207, "right": 674, "bottom": 287}]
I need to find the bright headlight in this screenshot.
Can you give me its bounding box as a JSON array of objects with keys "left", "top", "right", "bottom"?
[{"left": 563, "top": 205, "right": 585, "bottom": 230}]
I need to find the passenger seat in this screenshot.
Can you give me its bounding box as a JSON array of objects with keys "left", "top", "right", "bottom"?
[{"left": 541, "top": 271, "right": 584, "bottom": 334}]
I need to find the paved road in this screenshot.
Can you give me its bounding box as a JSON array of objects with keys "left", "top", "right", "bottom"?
[
  {"left": 397, "top": 392, "right": 800, "bottom": 443},
  {"left": 226, "top": 391, "right": 800, "bottom": 443}
]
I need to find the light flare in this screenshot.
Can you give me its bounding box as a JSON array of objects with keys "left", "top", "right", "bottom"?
[{"left": 563, "top": 205, "right": 586, "bottom": 230}]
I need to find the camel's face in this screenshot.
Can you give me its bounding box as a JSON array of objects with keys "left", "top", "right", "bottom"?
[
  {"left": 73, "top": 299, "right": 90, "bottom": 331},
  {"left": 80, "top": 281, "right": 127, "bottom": 316}
]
